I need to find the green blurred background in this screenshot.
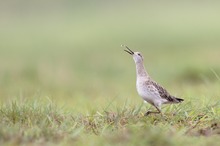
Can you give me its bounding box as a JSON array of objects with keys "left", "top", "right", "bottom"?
[{"left": 0, "top": 0, "right": 220, "bottom": 112}]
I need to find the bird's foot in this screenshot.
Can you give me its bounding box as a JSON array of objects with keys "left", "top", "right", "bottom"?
[
  {"left": 144, "top": 111, "right": 151, "bottom": 116},
  {"left": 144, "top": 111, "right": 161, "bottom": 116}
]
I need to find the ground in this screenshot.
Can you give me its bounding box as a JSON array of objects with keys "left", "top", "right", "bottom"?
[{"left": 0, "top": 1, "right": 220, "bottom": 146}]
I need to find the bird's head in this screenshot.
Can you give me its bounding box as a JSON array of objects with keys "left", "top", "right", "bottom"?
[{"left": 122, "top": 45, "right": 144, "bottom": 63}]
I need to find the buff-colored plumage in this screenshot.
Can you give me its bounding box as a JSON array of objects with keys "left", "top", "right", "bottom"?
[{"left": 123, "top": 45, "right": 183, "bottom": 115}]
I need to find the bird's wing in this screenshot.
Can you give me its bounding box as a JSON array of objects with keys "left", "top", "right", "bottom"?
[{"left": 149, "top": 81, "right": 178, "bottom": 102}]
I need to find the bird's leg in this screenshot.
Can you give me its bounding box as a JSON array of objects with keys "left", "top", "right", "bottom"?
[
  {"left": 144, "top": 111, "right": 160, "bottom": 116},
  {"left": 144, "top": 106, "right": 162, "bottom": 116}
]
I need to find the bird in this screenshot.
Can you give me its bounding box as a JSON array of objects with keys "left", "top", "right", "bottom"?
[{"left": 122, "top": 45, "right": 184, "bottom": 116}]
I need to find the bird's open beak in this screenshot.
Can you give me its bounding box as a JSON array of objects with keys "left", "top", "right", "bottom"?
[{"left": 121, "top": 45, "right": 134, "bottom": 55}]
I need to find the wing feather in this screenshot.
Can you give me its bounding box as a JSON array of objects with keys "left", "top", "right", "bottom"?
[{"left": 146, "top": 80, "right": 178, "bottom": 103}]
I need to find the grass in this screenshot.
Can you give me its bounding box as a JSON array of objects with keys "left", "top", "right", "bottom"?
[
  {"left": 1, "top": 0, "right": 220, "bottom": 145},
  {"left": 0, "top": 98, "right": 220, "bottom": 146}
]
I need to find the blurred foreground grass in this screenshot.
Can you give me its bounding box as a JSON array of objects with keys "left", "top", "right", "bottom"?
[
  {"left": 0, "top": 0, "right": 220, "bottom": 145},
  {"left": 1, "top": 99, "right": 220, "bottom": 146}
]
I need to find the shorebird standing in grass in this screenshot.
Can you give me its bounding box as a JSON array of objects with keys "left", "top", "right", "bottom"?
[{"left": 122, "top": 45, "right": 184, "bottom": 116}]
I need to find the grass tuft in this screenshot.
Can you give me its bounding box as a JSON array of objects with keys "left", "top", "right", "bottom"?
[{"left": 0, "top": 98, "right": 220, "bottom": 145}]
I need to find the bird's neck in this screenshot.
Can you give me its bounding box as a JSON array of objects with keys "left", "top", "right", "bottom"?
[{"left": 135, "top": 61, "right": 150, "bottom": 79}]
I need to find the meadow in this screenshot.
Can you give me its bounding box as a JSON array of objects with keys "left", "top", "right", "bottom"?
[{"left": 0, "top": 1, "right": 220, "bottom": 146}]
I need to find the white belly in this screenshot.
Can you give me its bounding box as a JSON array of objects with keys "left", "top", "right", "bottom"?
[{"left": 136, "top": 80, "right": 163, "bottom": 105}]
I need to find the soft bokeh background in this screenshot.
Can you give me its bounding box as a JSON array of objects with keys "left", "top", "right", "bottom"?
[{"left": 0, "top": 0, "right": 220, "bottom": 112}]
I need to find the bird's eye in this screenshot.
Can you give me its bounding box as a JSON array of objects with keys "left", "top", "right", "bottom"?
[{"left": 138, "top": 54, "right": 141, "bottom": 57}]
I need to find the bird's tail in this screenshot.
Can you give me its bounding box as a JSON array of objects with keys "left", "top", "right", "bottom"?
[{"left": 174, "top": 97, "right": 184, "bottom": 103}]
